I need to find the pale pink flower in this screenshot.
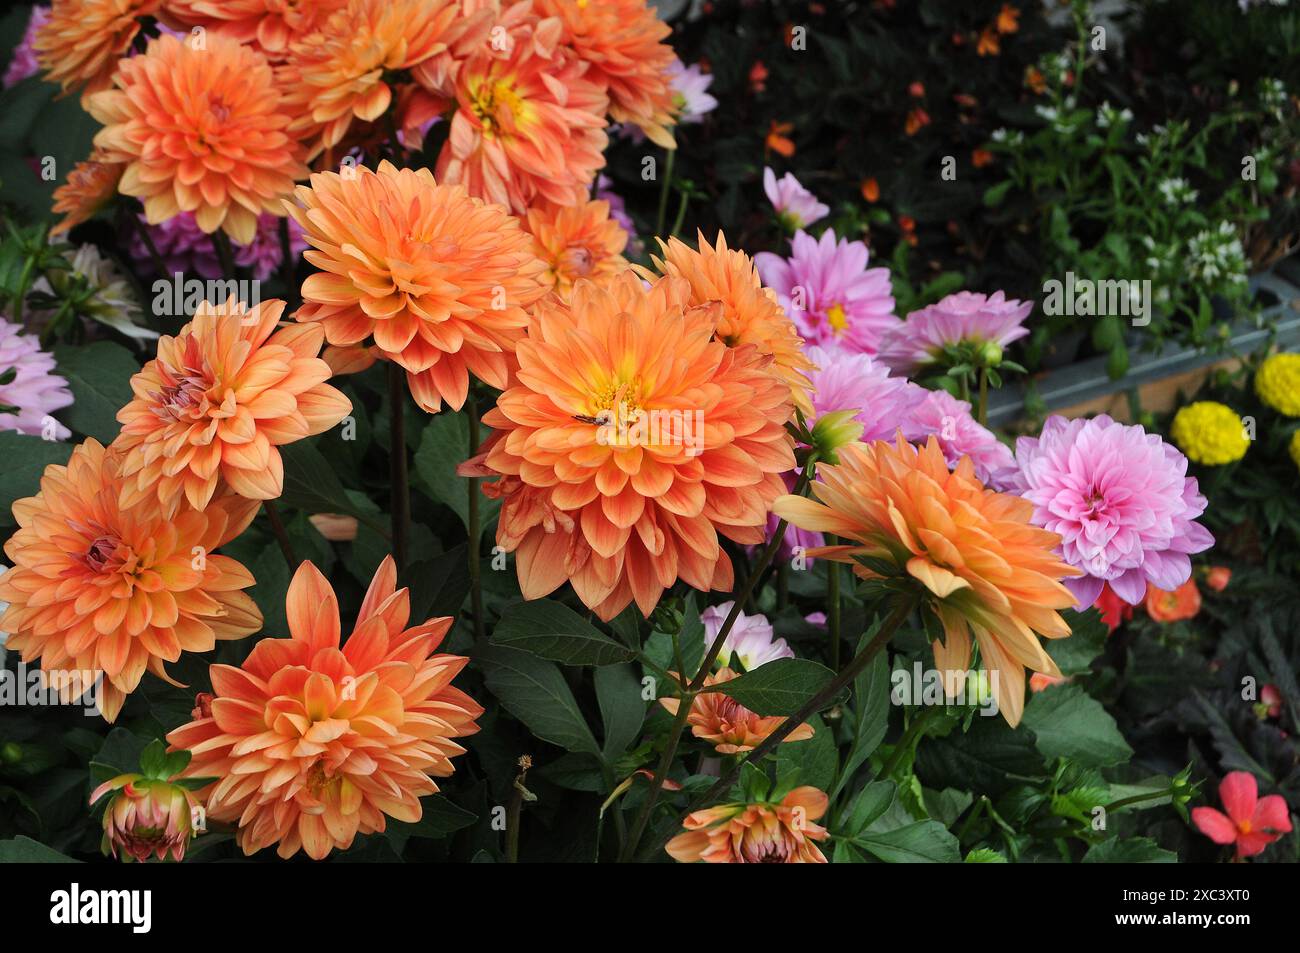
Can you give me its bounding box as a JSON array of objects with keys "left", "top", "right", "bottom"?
[
  {"left": 702, "top": 601, "right": 793, "bottom": 671},
  {"left": 901, "top": 388, "right": 1014, "bottom": 489},
  {"left": 878, "top": 290, "right": 1032, "bottom": 375},
  {"left": 1003, "top": 414, "right": 1214, "bottom": 607},
  {"left": 0, "top": 317, "right": 71, "bottom": 439},
  {"left": 3, "top": 6, "right": 48, "bottom": 89},
  {"left": 762, "top": 168, "right": 829, "bottom": 232}
]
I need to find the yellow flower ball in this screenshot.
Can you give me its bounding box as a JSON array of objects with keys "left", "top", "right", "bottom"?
[
  {"left": 1170, "top": 401, "right": 1249, "bottom": 465},
  {"left": 1289, "top": 430, "right": 1300, "bottom": 472},
  {"left": 1255, "top": 353, "right": 1300, "bottom": 417}
]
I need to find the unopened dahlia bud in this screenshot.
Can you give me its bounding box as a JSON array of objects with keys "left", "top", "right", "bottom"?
[
  {"left": 90, "top": 740, "right": 202, "bottom": 863},
  {"left": 810, "top": 409, "right": 865, "bottom": 463}
]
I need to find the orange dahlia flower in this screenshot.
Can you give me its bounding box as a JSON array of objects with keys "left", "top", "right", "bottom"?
[
  {"left": 467, "top": 270, "right": 795, "bottom": 620},
  {"left": 659, "top": 667, "right": 814, "bottom": 754},
  {"left": 647, "top": 232, "right": 815, "bottom": 417},
  {"left": 162, "top": 0, "right": 347, "bottom": 58},
  {"left": 166, "top": 558, "right": 483, "bottom": 860},
  {"left": 667, "top": 786, "right": 830, "bottom": 863},
  {"left": 289, "top": 161, "right": 549, "bottom": 413},
  {"left": 33, "top": 0, "right": 160, "bottom": 101},
  {"left": 437, "top": 11, "right": 609, "bottom": 213},
  {"left": 535, "top": 0, "right": 677, "bottom": 148},
  {"left": 772, "top": 437, "right": 1082, "bottom": 727},
  {"left": 113, "top": 298, "right": 351, "bottom": 515},
  {"left": 0, "top": 440, "right": 261, "bottom": 723},
  {"left": 522, "top": 198, "right": 629, "bottom": 299},
  {"left": 277, "top": 0, "right": 490, "bottom": 159},
  {"left": 50, "top": 151, "right": 124, "bottom": 235},
  {"left": 86, "top": 32, "right": 307, "bottom": 245}
]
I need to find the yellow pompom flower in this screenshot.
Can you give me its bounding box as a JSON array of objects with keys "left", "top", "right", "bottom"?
[
  {"left": 1170, "top": 401, "right": 1249, "bottom": 465},
  {"left": 1255, "top": 353, "right": 1300, "bottom": 417}
]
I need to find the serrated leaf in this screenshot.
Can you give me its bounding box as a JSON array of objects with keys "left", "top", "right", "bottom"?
[
  {"left": 1082, "top": 837, "right": 1176, "bottom": 863},
  {"left": 476, "top": 643, "right": 600, "bottom": 756},
  {"left": 52, "top": 341, "right": 138, "bottom": 442},
  {"left": 853, "top": 820, "right": 960, "bottom": 863},
  {"left": 0, "top": 431, "right": 72, "bottom": 518},
  {"left": 711, "top": 657, "right": 835, "bottom": 717},
  {"left": 1022, "top": 684, "right": 1132, "bottom": 768},
  {"left": 492, "top": 599, "right": 634, "bottom": 666},
  {"left": 595, "top": 663, "right": 645, "bottom": 760}
]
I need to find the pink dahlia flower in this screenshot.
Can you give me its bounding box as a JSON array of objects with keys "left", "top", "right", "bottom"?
[
  {"left": 763, "top": 167, "right": 829, "bottom": 232},
  {"left": 805, "top": 345, "right": 923, "bottom": 443},
  {"left": 0, "top": 317, "right": 72, "bottom": 439},
  {"left": 702, "top": 601, "right": 793, "bottom": 671},
  {"left": 878, "top": 290, "right": 1032, "bottom": 375},
  {"left": 3, "top": 6, "right": 48, "bottom": 89},
  {"left": 1004, "top": 414, "right": 1213, "bottom": 607},
  {"left": 670, "top": 59, "right": 718, "bottom": 124},
  {"left": 755, "top": 228, "right": 899, "bottom": 354},
  {"left": 129, "top": 211, "right": 306, "bottom": 281},
  {"left": 901, "top": 388, "right": 1015, "bottom": 489}
]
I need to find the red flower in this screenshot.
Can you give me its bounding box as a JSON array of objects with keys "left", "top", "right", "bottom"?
[
  {"left": 1094, "top": 581, "right": 1133, "bottom": 633},
  {"left": 1192, "top": 772, "right": 1292, "bottom": 859},
  {"left": 1145, "top": 579, "right": 1201, "bottom": 623}
]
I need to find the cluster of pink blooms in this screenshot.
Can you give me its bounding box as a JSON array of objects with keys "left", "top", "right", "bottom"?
[
  {"left": 1, "top": 5, "right": 46, "bottom": 89},
  {"left": 129, "top": 212, "right": 307, "bottom": 282},
  {"left": 0, "top": 317, "right": 72, "bottom": 439}
]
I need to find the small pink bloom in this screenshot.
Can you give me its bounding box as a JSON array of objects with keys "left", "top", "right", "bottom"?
[
  {"left": 878, "top": 290, "right": 1032, "bottom": 376},
  {"left": 1192, "top": 772, "right": 1292, "bottom": 859},
  {"left": 2, "top": 6, "right": 48, "bottom": 89},
  {"left": 701, "top": 601, "right": 793, "bottom": 671},
  {"left": 0, "top": 317, "right": 72, "bottom": 439},
  {"left": 762, "top": 167, "right": 829, "bottom": 231}
]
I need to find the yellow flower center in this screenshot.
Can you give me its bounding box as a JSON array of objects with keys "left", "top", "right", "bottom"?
[
  {"left": 827, "top": 303, "right": 849, "bottom": 334},
  {"left": 471, "top": 77, "right": 528, "bottom": 138}
]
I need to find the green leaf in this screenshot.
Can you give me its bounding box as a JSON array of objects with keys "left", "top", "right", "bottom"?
[
  {"left": 1082, "top": 837, "right": 1177, "bottom": 863},
  {"left": 840, "top": 780, "right": 896, "bottom": 838},
  {"left": 964, "top": 848, "right": 1008, "bottom": 863},
  {"left": 774, "top": 714, "right": 837, "bottom": 792},
  {"left": 138, "top": 740, "right": 167, "bottom": 779},
  {"left": 711, "top": 658, "right": 835, "bottom": 717},
  {"left": 413, "top": 411, "right": 499, "bottom": 534},
  {"left": 1047, "top": 607, "right": 1108, "bottom": 675},
  {"left": 0, "top": 836, "right": 80, "bottom": 863},
  {"left": 279, "top": 440, "right": 377, "bottom": 526},
  {"left": 1022, "top": 684, "right": 1133, "bottom": 768},
  {"left": 52, "top": 342, "right": 138, "bottom": 442},
  {"left": 476, "top": 643, "right": 600, "bottom": 756},
  {"left": 408, "top": 543, "right": 471, "bottom": 621},
  {"left": 915, "top": 715, "right": 1045, "bottom": 797},
  {"left": 853, "top": 820, "right": 960, "bottom": 863},
  {"left": 386, "top": 795, "right": 477, "bottom": 840},
  {"left": 832, "top": 638, "right": 890, "bottom": 798},
  {"left": 595, "top": 663, "right": 645, "bottom": 760},
  {"left": 0, "top": 431, "right": 72, "bottom": 518},
  {"left": 492, "top": 599, "right": 634, "bottom": 666}
]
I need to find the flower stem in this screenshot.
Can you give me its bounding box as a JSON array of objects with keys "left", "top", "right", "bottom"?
[
  {"left": 640, "top": 594, "right": 915, "bottom": 861},
  {"left": 827, "top": 533, "right": 841, "bottom": 669},
  {"left": 211, "top": 230, "right": 237, "bottom": 279},
  {"left": 655, "top": 148, "right": 675, "bottom": 239},
  {"left": 263, "top": 501, "right": 298, "bottom": 571},
  {"left": 467, "top": 394, "right": 485, "bottom": 641},
  {"left": 619, "top": 456, "right": 817, "bottom": 861},
  {"left": 977, "top": 367, "right": 989, "bottom": 427},
  {"left": 879, "top": 704, "right": 942, "bottom": 779},
  {"left": 387, "top": 362, "right": 410, "bottom": 578}
]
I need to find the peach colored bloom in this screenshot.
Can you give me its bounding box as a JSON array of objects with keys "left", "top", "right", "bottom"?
[
  {"left": 50, "top": 151, "right": 124, "bottom": 235},
  {"left": 308, "top": 513, "right": 358, "bottom": 541},
  {"left": 163, "top": 0, "right": 347, "bottom": 59},
  {"left": 166, "top": 558, "right": 483, "bottom": 860},
  {"left": 534, "top": 0, "right": 677, "bottom": 148},
  {"left": 91, "top": 772, "right": 200, "bottom": 862},
  {"left": 33, "top": 0, "right": 160, "bottom": 101},
  {"left": 277, "top": 0, "right": 489, "bottom": 159},
  {"left": 0, "top": 440, "right": 261, "bottom": 722},
  {"left": 113, "top": 298, "right": 350, "bottom": 515},
  {"left": 466, "top": 271, "right": 795, "bottom": 620},
  {"left": 667, "top": 786, "right": 829, "bottom": 863},
  {"left": 1144, "top": 578, "right": 1201, "bottom": 623},
  {"left": 648, "top": 231, "right": 814, "bottom": 417},
  {"left": 86, "top": 32, "right": 307, "bottom": 245},
  {"left": 289, "top": 160, "right": 548, "bottom": 413},
  {"left": 437, "top": 11, "right": 609, "bottom": 213},
  {"left": 1206, "top": 566, "right": 1231, "bottom": 592},
  {"left": 660, "top": 667, "right": 813, "bottom": 754},
  {"left": 1029, "top": 672, "right": 1067, "bottom": 692},
  {"left": 522, "top": 198, "right": 629, "bottom": 299},
  {"left": 773, "top": 437, "right": 1082, "bottom": 727}
]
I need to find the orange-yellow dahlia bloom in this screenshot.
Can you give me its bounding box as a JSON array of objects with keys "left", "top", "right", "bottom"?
[
  {"left": 648, "top": 232, "right": 815, "bottom": 417},
  {"left": 162, "top": 0, "right": 347, "bottom": 58},
  {"left": 437, "top": 11, "right": 609, "bottom": 212},
  {"left": 33, "top": 0, "right": 160, "bottom": 101},
  {"left": 0, "top": 440, "right": 262, "bottom": 723},
  {"left": 522, "top": 198, "right": 629, "bottom": 299},
  {"left": 86, "top": 33, "right": 308, "bottom": 245},
  {"left": 166, "top": 557, "right": 483, "bottom": 860},
  {"left": 772, "top": 436, "right": 1082, "bottom": 727},
  {"left": 535, "top": 0, "right": 677, "bottom": 148},
  {"left": 468, "top": 270, "right": 796, "bottom": 621},
  {"left": 667, "top": 786, "right": 830, "bottom": 863},
  {"left": 50, "top": 151, "right": 124, "bottom": 235},
  {"left": 113, "top": 298, "right": 351, "bottom": 515},
  {"left": 277, "top": 0, "right": 490, "bottom": 159},
  {"left": 289, "top": 160, "right": 549, "bottom": 413},
  {"left": 659, "top": 667, "right": 814, "bottom": 754}
]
